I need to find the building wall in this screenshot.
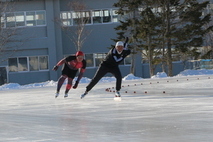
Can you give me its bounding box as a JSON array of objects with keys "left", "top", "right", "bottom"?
[
  {"left": 1, "top": 0, "right": 138, "bottom": 85},
  {"left": 1, "top": 0, "right": 211, "bottom": 85}
]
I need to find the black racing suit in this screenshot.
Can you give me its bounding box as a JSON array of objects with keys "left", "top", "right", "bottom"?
[{"left": 86, "top": 47, "right": 131, "bottom": 92}]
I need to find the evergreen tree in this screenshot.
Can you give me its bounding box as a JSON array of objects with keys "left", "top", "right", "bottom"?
[
  {"left": 113, "top": 0, "right": 143, "bottom": 75},
  {"left": 174, "top": 0, "right": 213, "bottom": 61},
  {"left": 136, "top": 6, "right": 163, "bottom": 76},
  {"left": 114, "top": 0, "right": 213, "bottom": 77}
]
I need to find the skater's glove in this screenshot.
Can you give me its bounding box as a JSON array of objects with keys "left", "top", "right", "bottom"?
[
  {"left": 52, "top": 65, "right": 59, "bottom": 71},
  {"left": 73, "top": 81, "right": 79, "bottom": 89},
  {"left": 124, "top": 37, "right": 129, "bottom": 48}
]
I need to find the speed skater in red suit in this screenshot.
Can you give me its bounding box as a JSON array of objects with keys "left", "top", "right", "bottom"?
[{"left": 53, "top": 51, "right": 86, "bottom": 98}]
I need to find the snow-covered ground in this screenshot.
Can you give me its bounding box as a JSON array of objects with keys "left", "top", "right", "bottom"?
[
  {"left": 1, "top": 69, "right": 213, "bottom": 142},
  {"left": 2, "top": 69, "right": 213, "bottom": 90}
]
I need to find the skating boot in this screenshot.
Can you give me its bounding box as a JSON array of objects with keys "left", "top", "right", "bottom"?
[
  {"left": 64, "top": 93, "right": 68, "bottom": 98},
  {"left": 55, "top": 91, "right": 59, "bottom": 98},
  {"left": 81, "top": 91, "right": 88, "bottom": 99},
  {"left": 115, "top": 91, "right": 121, "bottom": 97}
]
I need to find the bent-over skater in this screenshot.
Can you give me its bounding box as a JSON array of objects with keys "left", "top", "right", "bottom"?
[{"left": 53, "top": 51, "right": 86, "bottom": 98}]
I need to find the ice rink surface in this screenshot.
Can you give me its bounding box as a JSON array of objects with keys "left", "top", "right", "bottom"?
[{"left": 1, "top": 75, "right": 213, "bottom": 142}]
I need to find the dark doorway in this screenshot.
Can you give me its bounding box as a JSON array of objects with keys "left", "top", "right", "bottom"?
[{"left": 0, "top": 67, "right": 7, "bottom": 85}]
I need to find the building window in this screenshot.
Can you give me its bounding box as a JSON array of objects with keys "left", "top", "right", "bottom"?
[
  {"left": 92, "top": 10, "right": 102, "bottom": 24},
  {"left": 2, "top": 10, "right": 46, "bottom": 28},
  {"left": 72, "top": 11, "right": 91, "bottom": 25},
  {"left": 92, "top": 10, "right": 111, "bottom": 24},
  {"left": 61, "top": 12, "right": 72, "bottom": 26},
  {"left": 94, "top": 53, "right": 107, "bottom": 66},
  {"left": 26, "top": 11, "right": 36, "bottom": 26},
  {"left": 103, "top": 9, "right": 111, "bottom": 23},
  {"left": 60, "top": 9, "right": 119, "bottom": 26},
  {"left": 8, "top": 57, "right": 28, "bottom": 72},
  {"left": 39, "top": 56, "right": 48, "bottom": 70},
  {"left": 36, "top": 11, "right": 46, "bottom": 25},
  {"left": 84, "top": 53, "right": 131, "bottom": 67},
  {"left": 6, "top": 13, "right": 15, "bottom": 27},
  {"left": 112, "top": 9, "right": 119, "bottom": 22},
  {"left": 15, "top": 12, "right": 25, "bottom": 27},
  {"left": 29, "top": 56, "right": 39, "bottom": 71},
  {"left": 85, "top": 53, "right": 94, "bottom": 67},
  {"left": 63, "top": 53, "right": 130, "bottom": 68},
  {"left": 18, "top": 57, "right": 28, "bottom": 71},
  {"left": 8, "top": 58, "right": 18, "bottom": 72},
  {"left": 8, "top": 56, "right": 49, "bottom": 72},
  {"left": 83, "top": 11, "right": 92, "bottom": 24},
  {"left": 1, "top": 16, "right": 5, "bottom": 28}
]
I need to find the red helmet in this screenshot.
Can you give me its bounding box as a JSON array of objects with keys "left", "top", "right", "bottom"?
[{"left": 75, "top": 51, "right": 84, "bottom": 56}]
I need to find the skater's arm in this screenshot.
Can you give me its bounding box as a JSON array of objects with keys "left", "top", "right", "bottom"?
[
  {"left": 73, "top": 60, "right": 86, "bottom": 89},
  {"left": 56, "top": 56, "right": 75, "bottom": 67},
  {"left": 122, "top": 49, "right": 131, "bottom": 58},
  {"left": 76, "top": 68, "right": 85, "bottom": 82},
  {"left": 52, "top": 58, "right": 66, "bottom": 71},
  {"left": 123, "top": 37, "right": 129, "bottom": 50},
  {"left": 76, "top": 60, "right": 86, "bottom": 82},
  {"left": 56, "top": 59, "right": 66, "bottom": 66},
  {"left": 122, "top": 37, "right": 131, "bottom": 58},
  {"left": 123, "top": 37, "right": 131, "bottom": 57},
  {"left": 73, "top": 68, "right": 85, "bottom": 89}
]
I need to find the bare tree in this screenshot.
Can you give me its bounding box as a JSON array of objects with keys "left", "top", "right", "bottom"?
[
  {"left": 0, "top": 1, "right": 19, "bottom": 63},
  {"left": 59, "top": 1, "right": 91, "bottom": 51}
]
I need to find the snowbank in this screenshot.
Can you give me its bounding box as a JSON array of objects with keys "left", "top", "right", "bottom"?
[
  {"left": 1, "top": 69, "right": 213, "bottom": 90},
  {"left": 177, "top": 69, "right": 213, "bottom": 76},
  {"left": 151, "top": 72, "right": 168, "bottom": 78},
  {"left": 123, "top": 74, "right": 142, "bottom": 80}
]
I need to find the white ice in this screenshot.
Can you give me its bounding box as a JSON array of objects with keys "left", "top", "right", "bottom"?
[{"left": 0, "top": 69, "right": 213, "bottom": 142}]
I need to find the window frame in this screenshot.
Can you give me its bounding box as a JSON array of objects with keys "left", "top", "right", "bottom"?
[
  {"left": 84, "top": 52, "right": 131, "bottom": 68},
  {"left": 8, "top": 55, "right": 49, "bottom": 73},
  {"left": 1, "top": 10, "right": 46, "bottom": 28},
  {"left": 60, "top": 8, "right": 119, "bottom": 26}
]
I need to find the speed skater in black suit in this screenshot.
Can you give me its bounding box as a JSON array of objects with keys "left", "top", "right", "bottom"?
[{"left": 81, "top": 38, "right": 131, "bottom": 99}]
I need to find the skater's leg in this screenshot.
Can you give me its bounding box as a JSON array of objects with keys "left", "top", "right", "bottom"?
[
  {"left": 86, "top": 65, "right": 108, "bottom": 92},
  {"left": 111, "top": 67, "right": 122, "bottom": 91},
  {"left": 65, "top": 77, "right": 73, "bottom": 94},
  {"left": 55, "top": 75, "right": 67, "bottom": 98},
  {"left": 57, "top": 75, "right": 67, "bottom": 92}
]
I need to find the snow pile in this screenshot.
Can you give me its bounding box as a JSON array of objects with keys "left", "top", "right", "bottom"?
[
  {"left": 0, "top": 83, "right": 21, "bottom": 90},
  {"left": 24, "top": 80, "right": 57, "bottom": 88},
  {"left": 0, "top": 81, "right": 57, "bottom": 90},
  {"left": 123, "top": 74, "right": 142, "bottom": 80},
  {"left": 177, "top": 69, "right": 213, "bottom": 76},
  {"left": 99, "top": 77, "right": 116, "bottom": 82},
  {"left": 1, "top": 69, "right": 213, "bottom": 90},
  {"left": 75, "top": 77, "right": 91, "bottom": 83},
  {"left": 151, "top": 72, "right": 168, "bottom": 78}
]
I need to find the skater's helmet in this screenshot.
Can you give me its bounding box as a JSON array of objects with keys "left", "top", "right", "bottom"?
[
  {"left": 75, "top": 51, "right": 84, "bottom": 56},
  {"left": 115, "top": 41, "right": 124, "bottom": 47}
]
